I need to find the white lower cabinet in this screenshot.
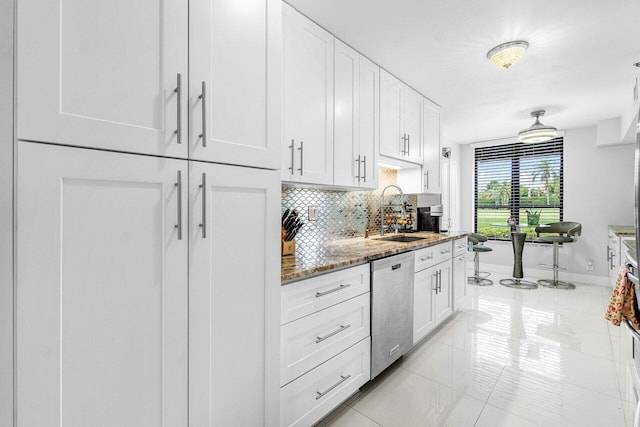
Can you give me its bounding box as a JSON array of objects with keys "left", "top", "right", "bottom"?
[
  {"left": 280, "top": 337, "right": 371, "bottom": 427},
  {"left": 16, "top": 141, "right": 280, "bottom": 426},
  {"left": 189, "top": 161, "right": 280, "bottom": 426},
  {"left": 453, "top": 253, "right": 468, "bottom": 310},
  {"left": 281, "top": 293, "right": 370, "bottom": 386},
  {"left": 413, "top": 266, "right": 436, "bottom": 343},
  {"left": 434, "top": 260, "right": 453, "bottom": 325},
  {"left": 17, "top": 142, "right": 189, "bottom": 425},
  {"left": 280, "top": 265, "right": 371, "bottom": 426},
  {"left": 413, "top": 241, "right": 454, "bottom": 345}
]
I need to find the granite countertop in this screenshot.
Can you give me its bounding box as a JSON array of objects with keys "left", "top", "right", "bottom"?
[
  {"left": 609, "top": 225, "right": 635, "bottom": 236},
  {"left": 281, "top": 231, "right": 469, "bottom": 283}
]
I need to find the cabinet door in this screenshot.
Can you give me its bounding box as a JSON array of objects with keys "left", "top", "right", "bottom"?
[
  {"left": 358, "top": 56, "right": 380, "bottom": 190},
  {"left": 422, "top": 99, "right": 441, "bottom": 192},
  {"left": 435, "top": 260, "right": 453, "bottom": 325},
  {"left": 190, "top": 0, "right": 280, "bottom": 169},
  {"left": 413, "top": 266, "right": 436, "bottom": 345},
  {"left": 16, "top": 142, "right": 188, "bottom": 426},
  {"left": 453, "top": 254, "right": 467, "bottom": 310},
  {"left": 17, "top": 0, "right": 188, "bottom": 158},
  {"left": 189, "top": 162, "right": 280, "bottom": 426},
  {"left": 333, "top": 39, "right": 360, "bottom": 187},
  {"left": 607, "top": 234, "right": 617, "bottom": 287},
  {"left": 282, "top": 4, "right": 334, "bottom": 185},
  {"left": 379, "top": 70, "right": 404, "bottom": 159},
  {"left": 403, "top": 86, "right": 422, "bottom": 164}
]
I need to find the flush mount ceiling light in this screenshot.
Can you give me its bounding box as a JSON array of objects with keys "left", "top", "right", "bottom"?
[
  {"left": 487, "top": 40, "right": 529, "bottom": 69},
  {"left": 518, "top": 110, "right": 558, "bottom": 143}
]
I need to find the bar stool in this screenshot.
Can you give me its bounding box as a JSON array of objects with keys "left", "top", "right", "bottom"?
[
  {"left": 535, "top": 221, "right": 582, "bottom": 290},
  {"left": 468, "top": 233, "right": 493, "bottom": 286},
  {"left": 500, "top": 232, "right": 537, "bottom": 289}
]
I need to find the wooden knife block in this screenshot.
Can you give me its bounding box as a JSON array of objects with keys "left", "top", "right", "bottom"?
[{"left": 282, "top": 239, "right": 296, "bottom": 256}]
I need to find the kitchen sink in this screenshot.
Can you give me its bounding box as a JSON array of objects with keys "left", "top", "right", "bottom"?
[{"left": 377, "top": 235, "right": 426, "bottom": 243}]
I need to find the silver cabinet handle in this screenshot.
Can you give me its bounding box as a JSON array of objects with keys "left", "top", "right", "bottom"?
[
  {"left": 424, "top": 171, "right": 429, "bottom": 190},
  {"left": 174, "top": 170, "right": 182, "bottom": 240},
  {"left": 316, "top": 375, "right": 351, "bottom": 400},
  {"left": 315, "top": 283, "right": 350, "bottom": 298},
  {"left": 437, "top": 270, "right": 442, "bottom": 293},
  {"left": 174, "top": 74, "right": 182, "bottom": 144},
  {"left": 199, "top": 173, "right": 207, "bottom": 239},
  {"left": 432, "top": 272, "right": 438, "bottom": 292},
  {"left": 407, "top": 134, "right": 410, "bottom": 156},
  {"left": 401, "top": 134, "right": 407, "bottom": 155},
  {"left": 199, "top": 81, "right": 207, "bottom": 147},
  {"left": 297, "top": 141, "right": 304, "bottom": 176},
  {"left": 289, "top": 139, "right": 295, "bottom": 174},
  {"left": 355, "top": 154, "right": 361, "bottom": 182},
  {"left": 315, "top": 324, "right": 351, "bottom": 343},
  {"left": 606, "top": 246, "right": 611, "bottom": 262},
  {"left": 362, "top": 155, "right": 367, "bottom": 182},
  {"left": 611, "top": 252, "right": 616, "bottom": 270}
]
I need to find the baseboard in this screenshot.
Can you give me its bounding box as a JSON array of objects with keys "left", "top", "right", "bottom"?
[{"left": 470, "top": 263, "right": 611, "bottom": 287}]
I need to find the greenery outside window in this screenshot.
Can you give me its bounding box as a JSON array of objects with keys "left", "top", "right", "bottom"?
[{"left": 474, "top": 138, "right": 563, "bottom": 241}]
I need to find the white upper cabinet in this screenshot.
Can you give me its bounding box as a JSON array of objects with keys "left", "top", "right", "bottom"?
[
  {"left": 189, "top": 0, "right": 281, "bottom": 169},
  {"left": 333, "top": 40, "right": 379, "bottom": 189},
  {"left": 18, "top": 0, "right": 281, "bottom": 169},
  {"left": 403, "top": 87, "right": 423, "bottom": 164},
  {"left": 422, "top": 98, "right": 442, "bottom": 193},
  {"left": 16, "top": 142, "right": 188, "bottom": 426},
  {"left": 380, "top": 70, "right": 404, "bottom": 160},
  {"left": 17, "top": 0, "right": 188, "bottom": 158},
  {"left": 189, "top": 161, "right": 280, "bottom": 426},
  {"left": 282, "top": 4, "right": 334, "bottom": 185},
  {"left": 358, "top": 55, "right": 380, "bottom": 190},
  {"left": 380, "top": 70, "right": 422, "bottom": 164}
]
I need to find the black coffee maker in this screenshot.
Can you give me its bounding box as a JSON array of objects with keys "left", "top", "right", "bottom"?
[{"left": 417, "top": 205, "right": 442, "bottom": 233}]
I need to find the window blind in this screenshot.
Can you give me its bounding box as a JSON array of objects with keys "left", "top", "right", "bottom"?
[{"left": 474, "top": 138, "right": 563, "bottom": 241}]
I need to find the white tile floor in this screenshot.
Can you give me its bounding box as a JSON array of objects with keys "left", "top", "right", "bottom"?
[{"left": 317, "top": 270, "right": 638, "bottom": 427}]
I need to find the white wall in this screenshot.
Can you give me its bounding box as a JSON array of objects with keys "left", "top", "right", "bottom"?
[
  {"left": 0, "top": 0, "right": 13, "bottom": 423},
  {"left": 460, "top": 125, "right": 635, "bottom": 285}
]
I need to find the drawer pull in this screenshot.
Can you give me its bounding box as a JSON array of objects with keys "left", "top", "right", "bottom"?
[
  {"left": 315, "top": 324, "right": 351, "bottom": 343},
  {"left": 315, "top": 284, "right": 351, "bottom": 298},
  {"left": 315, "top": 374, "right": 351, "bottom": 400},
  {"left": 419, "top": 254, "right": 433, "bottom": 262}
]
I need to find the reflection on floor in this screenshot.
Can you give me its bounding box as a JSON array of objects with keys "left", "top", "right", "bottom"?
[{"left": 316, "top": 270, "right": 635, "bottom": 427}]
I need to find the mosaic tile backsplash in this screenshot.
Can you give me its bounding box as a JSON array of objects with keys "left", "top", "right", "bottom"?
[{"left": 281, "top": 168, "right": 419, "bottom": 254}]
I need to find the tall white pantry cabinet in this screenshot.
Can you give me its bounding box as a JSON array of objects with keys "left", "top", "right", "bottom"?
[{"left": 5, "top": 0, "right": 282, "bottom": 425}]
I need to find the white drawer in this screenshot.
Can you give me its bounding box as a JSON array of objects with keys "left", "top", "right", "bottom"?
[
  {"left": 434, "top": 241, "right": 453, "bottom": 265},
  {"left": 280, "top": 337, "right": 371, "bottom": 427},
  {"left": 281, "top": 293, "right": 370, "bottom": 386},
  {"left": 281, "top": 264, "right": 370, "bottom": 325},
  {"left": 415, "top": 242, "right": 450, "bottom": 272},
  {"left": 453, "top": 237, "right": 468, "bottom": 257}
]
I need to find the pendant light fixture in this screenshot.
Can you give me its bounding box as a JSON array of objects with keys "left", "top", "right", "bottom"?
[
  {"left": 487, "top": 40, "right": 529, "bottom": 69},
  {"left": 518, "top": 110, "right": 558, "bottom": 143}
]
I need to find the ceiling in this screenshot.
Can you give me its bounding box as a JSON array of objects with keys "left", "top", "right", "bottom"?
[{"left": 286, "top": 0, "right": 640, "bottom": 144}]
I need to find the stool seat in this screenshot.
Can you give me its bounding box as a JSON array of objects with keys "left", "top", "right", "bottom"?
[
  {"left": 472, "top": 245, "right": 493, "bottom": 253},
  {"left": 537, "top": 235, "right": 573, "bottom": 244}
]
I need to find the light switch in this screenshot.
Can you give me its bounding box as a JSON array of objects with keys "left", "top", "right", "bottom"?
[{"left": 308, "top": 206, "right": 319, "bottom": 221}]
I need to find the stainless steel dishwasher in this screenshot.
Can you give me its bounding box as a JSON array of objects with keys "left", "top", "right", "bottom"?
[{"left": 370, "top": 252, "right": 414, "bottom": 379}]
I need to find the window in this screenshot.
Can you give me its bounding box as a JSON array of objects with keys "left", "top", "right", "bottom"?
[{"left": 474, "top": 138, "right": 563, "bottom": 241}]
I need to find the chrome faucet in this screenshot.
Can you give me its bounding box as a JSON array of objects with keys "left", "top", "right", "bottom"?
[{"left": 380, "top": 184, "right": 405, "bottom": 236}]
